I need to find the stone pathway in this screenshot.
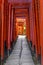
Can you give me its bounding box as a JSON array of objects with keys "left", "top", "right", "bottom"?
[{"left": 4, "top": 36, "right": 35, "bottom": 65}]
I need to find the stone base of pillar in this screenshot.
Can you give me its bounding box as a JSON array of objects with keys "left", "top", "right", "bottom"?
[
  {"left": 8, "top": 49, "right": 11, "bottom": 57},
  {"left": 1, "top": 57, "right": 4, "bottom": 65},
  {"left": 37, "top": 54, "right": 41, "bottom": 64}
]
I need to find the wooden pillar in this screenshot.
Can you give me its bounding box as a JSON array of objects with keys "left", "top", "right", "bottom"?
[
  {"left": 10, "top": 6, "right": 14, "bottom": 49},
  {"left": 35, "top": 0, "right": 40, "bottom": 56},
  {"left": 27, "top": 16, "right": 30, "bottom": 41},
  {"left": 40, "top": 0, "right": 43, "bottom": 65},
  {"left": 11, "top": 7, "right": 13, "bottom": 43},
  {"left": 12, "top": 8, "right": 14, "bottom": 42},
  {"left": 31, "top": 0, "right": 36, "bottom": 54},
  {"left": 29, "top": 3, "right": 36, "bottom": 54},
  {"left": 30, "top": 0, "right": 38, "bottom": 57},
  {"left": 13, "top": 9, "right": 15, "bottom": 41},
  {"left": 26, "top": 17, "right": 29, "bottom": 38},
  {"left": 1, "top": 0, "right": 4, "bottom": 61},
  {"left": 1, "top": 0, "right": 9, "bottom": 63},
  {"left": 32, "top": 0, "right": 40, "bottom": 60},
  {"left": 7, "top": 3, "right": 11, "bottom": 56},
  {"left": 29, "top": 3, "right": 33, "bottom": 43},
  {"left": 26, "top": 10, "right": 30, "bottom": 41},
  {"left": 27, "top": 8, "right": 30, "bottom": 42},
  {"left": 13, "top": 9, "right": 17, "bottom": 41},
  {"left": 0, "top": 0, "right": 2, "bottom": 63}
]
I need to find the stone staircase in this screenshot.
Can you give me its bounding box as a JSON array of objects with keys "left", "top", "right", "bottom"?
[{"left": 4, "top": 36, "right": 35, "bottom": 65}]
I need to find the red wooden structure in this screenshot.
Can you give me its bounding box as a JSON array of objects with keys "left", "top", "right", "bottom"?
[{"left": 0, "top": 0, "right": 43, "bottom": 65}]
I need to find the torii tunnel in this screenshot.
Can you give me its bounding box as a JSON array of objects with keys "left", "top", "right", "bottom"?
[{"left": 0, "top": 0, "right": 43, "bottom": 65}]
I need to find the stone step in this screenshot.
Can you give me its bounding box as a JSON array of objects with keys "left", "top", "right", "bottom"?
[
  {"left": 21, "top": 63, "right": 34, "bottom": 65},
  {"left": 4, "top": 36, "right": 35, "bottom": 65}
]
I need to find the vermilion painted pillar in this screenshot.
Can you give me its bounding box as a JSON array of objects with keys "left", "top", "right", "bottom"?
[
  {"left": 10, "top": 6, "right": 14, "bottom": 49},
  {"left": 29, "top": 3, "right": 36, "bottom": 54},
  {"left": 29, "top": 3, "right": 36, "bottom": 53},
  {"left": 6, "top": 2, "right": 9, "bottom": 53},
  {"left": 13, "top": 9, "right": 16, "bottom": 41},
  {"left": 11, "top": 7, "right": 13, "bottom": 43},
  {"left": 40, "top": 0, "right": 43, "bottom": 65},
  {"left": 30, "top": 0, "right": 36, "bottom": 55},
  {"left": 13, "top": 9, "right": 17, "bottom": 41},
  {"left": 12, "top": 8, "right": 14, "bottom": 42},
  {"left": 26, "top": 11, "right": 30, "bottom": 40},
  {"left": 4, "top": 0, "right": 7, "bottom": 43},
  {"left": 1, "top": 0, "right": 4, "bottom": 61},
  {"left": 0, "top": 0, "right": 2, "bottom": 59},
  {"left": 26, "top": 17, "right": 28, "bottom": 38},
  {"left": 27, "top": 9, "right": 30, "bottom": 41},
  {"left": 29, "top": 2, "right": 37, "bottom": 58},
  {"left": 29, "top": 0, "right": 40, "bottom": 59},
  {"left": 26, "top": 17, "right": 29, "bottom": 38},
  {"left": 29, "top": 3, "right": 33, "bottom": 43},
  {"left": 7, "top": 3, "right": 11, "bottom": 56},
  {"left": 32, "top": 0, "right": 38, "bottom": 56},
  {"left": 35, "top": 0, "right": 40, "bottom": 56}
]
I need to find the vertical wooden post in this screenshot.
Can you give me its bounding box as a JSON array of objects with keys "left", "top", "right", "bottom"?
[
  {"left": 27, "top": 16, "right": 30, "bottom": 41},
  {"left": 29, "top": 3, "right": 33, "bottom": 43},
  {"left": 32, "top": 0, "right": 40, "bottom": 60},
  {"left": 0, "top": 3, "right": 1, "bottom": 64},
  {"left": 10, "top": 6, "right": 14, "bottom": 49},
  {"left": 11, "top": 7, "right": 13, "bottom": 43},
  {"left": 35, "top": 0, "right": 40, "bottom": 57},
  {"left": 40, "top": 0, "right": 43, "bottom": 65},
  {"left": 27, "top": 8, "right": 30, "bottom": 42},
  {"left": 26, "top": 10, "right": 30, "bottom": 41},
  {"left": 33, "top": 0, "right": 38, "bottom": 58},
  {"left": 0, "top": 1, "right": 1, "bottom": 63},
  {"left": 31, "top": 0, "right": 37, "bottom": 54},
  {"left": 7, "top": 3, "right": 11, "bottom": 56},
  {"left": 26, "top": 17, "right": 29, "bottom": 39},
  {"left": 13, "top": 9, "right": 17, "bottom": 41},
  {"left": 1, "top": 0, "right": 4, "bottom": 61},
  {"left": 13, "top": 8, "right": 15, "bottom": 41}
]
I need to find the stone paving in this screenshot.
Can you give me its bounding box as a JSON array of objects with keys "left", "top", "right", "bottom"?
[{"left": 4, "top": 36, "right": 35, "bottom": 65}]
